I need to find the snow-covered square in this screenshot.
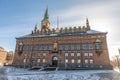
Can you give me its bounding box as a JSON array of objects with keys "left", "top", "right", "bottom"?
[{"left": 0, "top": 66, "right": 120, "bottom": 80}]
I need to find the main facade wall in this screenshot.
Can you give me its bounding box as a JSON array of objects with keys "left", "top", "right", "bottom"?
[{"left": 13, "top": 33, "right": 112, "bottom": 69}]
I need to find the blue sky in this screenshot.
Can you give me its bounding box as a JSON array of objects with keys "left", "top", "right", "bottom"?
[{"left": 0, "top": 0, "right": 120, "bottom": 58}]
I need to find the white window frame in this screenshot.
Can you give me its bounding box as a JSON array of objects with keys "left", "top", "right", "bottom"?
[
  {"left": 84, "top": 53, "right": 88, "bottom": 56},
  {"left": 71, "top": 59, "right": 74, "bottom": 63},
  {"left": 71, "top": 53, "right": 74, "bottom": 56},
  {"left": 77, "top": 53, "right": 81, "bottom": 56}
]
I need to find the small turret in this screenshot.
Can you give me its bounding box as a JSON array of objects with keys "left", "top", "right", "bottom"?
[{"left": 86, "top": 17, "right": 90, "bottom": 30}]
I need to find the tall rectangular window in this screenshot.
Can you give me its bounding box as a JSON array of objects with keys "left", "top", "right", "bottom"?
[
  {"left": 38, "top": 45, "right": 42, "bottom": 50},
  {"left": 76, "top": 44, "right": 80, "bottom": 50},
  {"left": 33, "top": 45, "right": 38, "bottom": 51},
  {"left": 37, "top": 59, "right": 40, "bottom": 63},
  {"left": 64, "top": 45, "right": 69, "bottom": 50},
  {"left": 48, "top": 45, "right": 52, "bottom": 50},
  {"left": 71, "top": 53, "right": 74, "bottom": 56},
  {"left": 77, "top": 53, "right": 81, "bottom": 56},
  {"left": 65, "top": 53, "right": 68, "bottom": 56},
  {"left": 28, "top": 46, "right": 32, "bottom": 51},
  {"left": 96, "top": 43, "right": 101, "bottom": 49},
  {"left": 71, "top": 59, "right": 74, "bottom": 63},
  {"left": 85, "top": 59, "right": 88, "bottom": 64},
  {"left": 58, "top": 45, "right": 63, "bottom": 50},
  {"left": 90, "top": 59, "right": 94, "bottom": 64},
  {"left": 70, "top": 44, "right": 74, "bottom": 50},
  {"left": 88, "top": 44, "right": 93, "bottom": 50},
  {"left": 43, "top": 59, "right": 46, "bottom": 63},
  {"left": 65, "top": 59, "right": 68, "bottom": 63},
  {"left": 89, "top": 53, "right": 93, "bottom": 56},
  {"left": 43, "top": 45, "right": 47, "bottom": 50},
  {"left": 77, "top": 59, "right": 81, "bottom": 63},
  {"left": 82, "top": 44, "right": 87, "bottom": 50},
  {"left": 84, "top": 53, "right": 88, "bottom": 56}
]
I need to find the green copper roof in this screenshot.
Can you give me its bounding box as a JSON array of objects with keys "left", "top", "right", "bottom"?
[{"left": 43, "top": 7, "right": 49, "bottom": 20}]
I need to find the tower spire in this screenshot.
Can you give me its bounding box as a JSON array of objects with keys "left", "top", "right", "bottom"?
[
  {"left": 86, "top": 17, "right": 90, "bottom": 30},
  {"left": 43, "top": 7, "right": 49, "bottom": 20}
]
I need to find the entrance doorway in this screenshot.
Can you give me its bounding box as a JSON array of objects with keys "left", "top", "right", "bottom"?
[{"left": 52, "top": 56, "right": 58, "bottom": 67}]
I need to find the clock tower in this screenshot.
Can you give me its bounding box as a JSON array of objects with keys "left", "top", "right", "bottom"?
[{"left": 41, "top": 7, "right": 50, "bottom": 32}]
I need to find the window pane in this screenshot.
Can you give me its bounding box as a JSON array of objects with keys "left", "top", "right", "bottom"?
[
  {"left": 84, "top": 53, "right": 88, "bottom": 56},
  {"left": 90, "top": 59, "right": 93, "bottom": 64},
  {"left": 38, "top": 45, "right": 42, "bottom": 50},
  {"left": 65, "top": 53, "right": 68, "bottom": 56},
  {"left": 43, "top": 53, "right": 46, "bottom": 56},
  {"left": 58, "top": 45, "right": 62, "bottom": 50},
  {"left": 65, "top": 45, "right": 69, "bottom": 50},
  {"left": 82, "top": 44, "right": 87, "bottom": 50},
  {"left": 37, "top": 59, "right": 40, "bottom": 63},
  {"left": 34, "top": 45, "right": 38, "bottom": 50},
  {"left": 43, "top": 59, "right": 46, "bottom": 63},
  {"left": 71, "top": 59, "right": 74, "bottom": 63},
  {"left": 70, "top": 44, "right": 74, "bottom": 50},
  {"left": 77, "top": 59, "right": 81, "bottom": 63},
  {"left": 77, "top": 53, "right": 81, "bottom": 56},
  {"left": 89, "top": 53, "right": 93, "bottom": 56},
  {"left": 44, "top": 45, "right": 47, "bottom": 50},
  {"left": 23, "top": 59, "right": 26, "bottom": 63},
  {"left": 23, "top": 45, "right": 26, "bottom": 50},
  {"left": 88, "top": 44, "right": 93, "bottom": 50},
  {"left": 71, "top": 53, "right": 74, "bottom": 56},
  {"left": 48, "top": 45, "right": 53, "bottom": 50},
  {"left": 96, "top": 43, "right": 101, "bottom": 49},
  {"left": 76, "top": 44, "right": 80, "bottom": 50},
  {"left": 85, "top": 59, "right": 88, "bottom": 63},
  {"left": 65, "top": 59, "right": 68, "bottom": 63}
]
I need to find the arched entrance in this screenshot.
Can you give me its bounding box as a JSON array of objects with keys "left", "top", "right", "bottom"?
[{"left": 52, "top": 56, "right": 58, "bottom": 67}]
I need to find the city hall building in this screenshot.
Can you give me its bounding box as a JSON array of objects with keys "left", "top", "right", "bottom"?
[{"left": 13, "top": 8, "right": 112, "bottom": 69}]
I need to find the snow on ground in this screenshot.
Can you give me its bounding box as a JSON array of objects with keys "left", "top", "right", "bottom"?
[{"left": 0, "top": 66, "right": 120, "bottom": 80}]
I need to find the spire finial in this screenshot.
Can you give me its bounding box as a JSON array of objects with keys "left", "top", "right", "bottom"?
[
  {"left": 86, "top": 17, "right": 90, "bottom": 30},
  {"left": 57, "top": 16, "right": 59, "bottom": 28},
  {"left": 43, "top": 7, "right": 49, "bottom": 20}
]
